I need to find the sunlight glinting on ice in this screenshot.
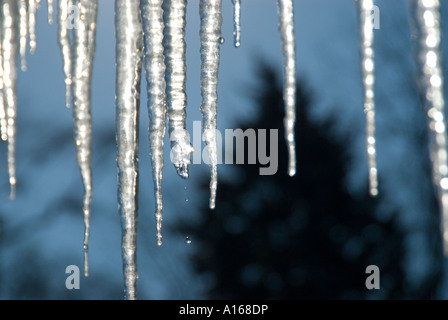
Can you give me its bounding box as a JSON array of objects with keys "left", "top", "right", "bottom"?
[
  {"left": 358, "top": 0, "right": 378, "bottom": 197},
  {"left": 410, "top": 0, "right": 448, "bottom": 255},
  {"left": 115, "top": 0, "right": 142, "bottom": 301},
  {"left": 277, "top": 0, "right": 296, "bottom": 177},
  {"left": 140, "top": 0, "right": 167, "bottom": 246}
]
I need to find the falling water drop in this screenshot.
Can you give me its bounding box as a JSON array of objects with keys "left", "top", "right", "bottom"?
[
  {"left": 184, "top": 236, "right": 192, "bottom": 244},
  {"left": 219, "top": 36, "right": 224, "bottom": 44},
  {"left": 358, "top": 0, "right": 378, "bottom": 197},
  {"left": 277, "top": 0, "right": 297, "bottom": 177},
  {"left": 184, "top": 184, "right": 189, "bottom": 202}
]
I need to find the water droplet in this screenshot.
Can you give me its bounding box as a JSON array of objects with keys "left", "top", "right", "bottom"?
[
  {"left": 184, "top": 236, "right": 192, "bottom": 244},
  {"left": 219, "top": 36, "right": 225, "bottom": 44}
]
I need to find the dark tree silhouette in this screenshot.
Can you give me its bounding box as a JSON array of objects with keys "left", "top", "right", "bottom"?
[{"left": 176, "top": 63, "right": 443, "bottom": 299}]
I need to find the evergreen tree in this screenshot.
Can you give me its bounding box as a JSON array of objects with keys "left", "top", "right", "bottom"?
[{"left": 176, "top": 64, "right": 442, "bottom": 299}]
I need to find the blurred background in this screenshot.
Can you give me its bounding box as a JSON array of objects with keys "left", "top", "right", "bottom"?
[{"left": 0, "top": 0, "right": 447, "bottom": 299}]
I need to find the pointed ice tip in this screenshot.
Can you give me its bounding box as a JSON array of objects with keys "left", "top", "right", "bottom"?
[
  {"left": 176, "top": 163, "right": 189, "bottom": 180},
  {"left": 9, "top": 182, "right": 16, "bottom": 200},
  {"left": 84, "top": 244, "right": 89, "bottom": 277},
  {"left": 288, "top": 168, "right": 296, "bottom": 177}
]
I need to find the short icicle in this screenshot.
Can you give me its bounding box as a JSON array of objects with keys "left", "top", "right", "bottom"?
[
  {"left": 58, "top": 0, "right": 73, "bottom": 109},
  {"left": 71, "top": 0, "right": 98, "bottom": 277},
  {"left": 48, "top": 0, "right": 54, "bottom": 24},
  {"left": 115, "top": 0, "right": 143, "bottom": 300},
  {"left": 276, "top": 0, "right": 296, "bottom": 177},
  {"left": 163, "top": 0, "right": 193, "bottom": 180},
  {"left": 19, "top": 0, "right": 28, "bottom": 71},
  {"left": 28, "top": 0, "right": 40, "bottom": 54},
  {"left": 140, "top": 0, "right": 167, "bottom": 246},
  {"left": 199, "top": 0, "right": 222, "bottom": 210},
  {"left": 358, "top": 0, "right": 378, "bottom": 196},
  {"left": 232, "top": 0, "right": 241, "bottom": 48},
  {"left": 410, "top": 0, "right": 448, "bottom": 254},
  {"left": 2, "top": 0, "right": 19, "bottom": 199}
]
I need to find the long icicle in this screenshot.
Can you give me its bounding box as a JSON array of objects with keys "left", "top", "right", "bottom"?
[
  {"left": 199, "top": 0, "right": 222, "bottom": 210},
  {"left": 163, "top": 0, "right": 193, "bottom": 180},
  {"left": 58, "top": 0, "right": 73, "bottom": 109},
  {"left": 2, "top": 0, "right": 19, "bottom": 199},
  {"left": 115, "top": 0, "right": 143, "bottom": 300},
  {"left": 71, "top": 0, "right": 98, "bottom": 277},
  {"left": 232, "top": 0, "right": 241, "bottom": 48},
  {"left": 19, "top": 0, "right": 28, "bottom": 72},
  {"left": 28, "top": 0, "right": 40, "bottom": 54},
  {"left": 358, "top": 0, "right": 378, "bottom": 196},
  {"left": 410, "top": 0, "right": 448, "bottom": 254},
  {"left": 140, "top": 0, "right": 167, "bottom": 246},
  {"left": 277, "top": 0, "right": 296, "bottom": 177},
  {"left": 0, "top": 17, "right": 7, "bottom": 142}
]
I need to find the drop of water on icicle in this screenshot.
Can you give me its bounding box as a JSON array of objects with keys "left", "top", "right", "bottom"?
[
  {"left": 219, "top": 36, "right": 225, "bottom": 45},
  {"left": 176, "top": 163, "right": 189, "bottom": 179},
  {"left": 184, "top": 236, "right": 192, "bottom": 244}
]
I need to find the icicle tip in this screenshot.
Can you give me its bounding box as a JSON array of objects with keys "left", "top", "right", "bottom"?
[{"left": 155, "top": 209, "right": 163, "bottom": 246}]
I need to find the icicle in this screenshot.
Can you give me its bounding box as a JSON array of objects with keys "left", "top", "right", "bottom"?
[
  {"left": 140, "top": 0, "right": 167, "bottom": 246},
  {"left": 19, "top": 0, "right": 28, "bottom": 71},
  {"left": 116, "top": 0, "right": 143, "bottom": 300},
  {"left": 410, "top": 0, "right": 448, "bottom": 254},
  {"left": 28, "top": 0, "right": 40, "bottom": 54},
  {"left": 199, "top": 0, "right": 222, "bottom": 210},
  {"left": 2, "top": 0, "right": 19, "bottom": 199},
  {"left": 71, "top": 0, "right": 98, "bottom": 277},
  {"left": 358, "top": 0, "right": 378, "bottom": 196},
  {"left": 163, "top": 0, "right": 193, "bottom": 180},
  {"left": 0, "top": 21, "right": 7, "bottom": 142},
  {"left": 232, "top": 0, "right": 241, "bottom": 48},
  {"left": 48, "top": 0, "right": 54, "bottom": 24},
  {"left": 58, "top": 0, "right": 73, "bottom": 109},
  {"left": 277, "top": 0, "right": 296, "bottom": 177}
]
